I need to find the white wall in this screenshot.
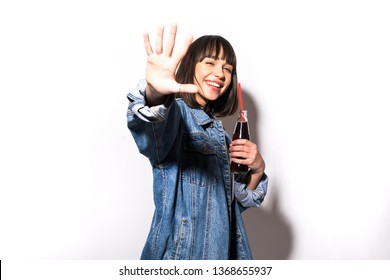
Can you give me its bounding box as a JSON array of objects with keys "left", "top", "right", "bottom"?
[{"left": 1, "top": 0, "right": 390, "bottom": 260}]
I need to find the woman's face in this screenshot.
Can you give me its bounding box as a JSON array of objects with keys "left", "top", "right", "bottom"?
[{"left": 194, "top": 49, "right": 233, "bottom": 108}]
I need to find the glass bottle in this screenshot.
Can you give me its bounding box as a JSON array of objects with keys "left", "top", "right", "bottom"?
[{"left": 230, "top": 110, "right": 251, "bottom": 174}]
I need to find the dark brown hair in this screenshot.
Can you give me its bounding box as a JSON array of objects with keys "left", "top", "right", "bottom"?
[{"left": 175, "top": 35, "right": 238, "bottom": 117}]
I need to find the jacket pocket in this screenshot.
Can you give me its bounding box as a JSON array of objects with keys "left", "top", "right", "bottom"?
[
  {"left": 182, "top": 133, "right": 219, "bottom": 187},
  {"left": 183, "top": 136, "right": 216, "bottom": 155}
]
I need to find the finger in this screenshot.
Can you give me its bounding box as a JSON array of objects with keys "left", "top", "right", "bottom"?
[
  {"left": 231, "top": 157, "right": 249, "bottom": 165},
  {"left": 229, "top": 144, "right": 252, "bottom": 154},
  {"left": 231, "top": 139, "right": 251, "bottom": 146},
  {"left": 172, "top": 34, "right": 193, "bottom": 65},
  {"left": 178, "top": 83, "right": 198, "bottom": 94},
  {"left": 155, "top": 24, "right": 164, "bottom": 55},
  {"left": 143, "top": 32, "right": 154, "bottom": 55},
  {"left": 164, "top": 23, "right": 177, "bottom": 56},
  {"left": 231, "top": 153, "right": 257, "bottom": 166},
  {"left": 230, "top": 150, "right": 248, "bottom": 159},
  {"left": 169, "top": 83, "right": 198, "bottom": 94}
]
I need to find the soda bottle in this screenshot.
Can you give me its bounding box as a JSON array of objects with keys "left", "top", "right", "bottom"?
[{"left": 230, "top": 110, "right": 251, "bottom": 174}]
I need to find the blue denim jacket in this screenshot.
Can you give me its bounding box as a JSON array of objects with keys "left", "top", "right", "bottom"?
[{"left": 127, "top": 80, "right": 268, "bottom": 260}]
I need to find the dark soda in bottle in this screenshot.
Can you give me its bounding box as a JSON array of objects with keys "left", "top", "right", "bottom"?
[{"left": 230, "top": 110, "right": 251, "bottom": 174}]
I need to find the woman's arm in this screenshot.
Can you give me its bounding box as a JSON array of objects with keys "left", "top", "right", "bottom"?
[
  {"left": 230, "top": 139, "right": 268, "bottom": 208},
  {"left": 126, "top": 24, "right": 198, "bottom": 164},
  {"left": 127, "top": 80, "right": 180, "bottom": 165}
]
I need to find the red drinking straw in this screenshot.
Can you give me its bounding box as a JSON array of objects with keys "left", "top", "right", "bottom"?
[{"left": 238, "top": 83, "right": 245, "bottom": 121}]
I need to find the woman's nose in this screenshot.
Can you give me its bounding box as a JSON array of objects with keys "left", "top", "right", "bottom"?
[{"left": 213, "top": 66, "right": 224, "bottom": 78}]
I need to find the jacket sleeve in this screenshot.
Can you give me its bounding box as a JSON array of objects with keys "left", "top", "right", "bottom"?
[
  {"left": 234, "top": 172, "right": 269, "bottom": 209},
  {"left": 126, "top": 79, "right": 181, "bottom": 165}
]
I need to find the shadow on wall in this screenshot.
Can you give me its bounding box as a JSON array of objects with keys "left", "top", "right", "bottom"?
[
  {"left": 244, "top": 187, "right": 293, "bottom": 260},
  {"left": 222, "top": 87, "right": 294, "bottom": 259}
]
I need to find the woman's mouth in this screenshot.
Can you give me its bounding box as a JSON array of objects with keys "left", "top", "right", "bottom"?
[{"left": 206, "top": 81, "right": 222, "bottom": 89}]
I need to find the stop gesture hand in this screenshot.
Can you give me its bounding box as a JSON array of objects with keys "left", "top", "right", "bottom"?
[{"left": 143, "top": 23, "right": 198, "bottom": 104}]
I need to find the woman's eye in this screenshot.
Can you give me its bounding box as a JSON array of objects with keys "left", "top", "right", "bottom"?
[
  {"left": 224, "top": 67, "right": 232, "bottom": 73},
  {"left": 206, "top": 61, "right": 214, "bottom": 65}
]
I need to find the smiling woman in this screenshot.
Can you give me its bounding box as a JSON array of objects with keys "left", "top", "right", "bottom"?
[
  {"left": 126, "top": 23, "right": 268, "bottom": 260},
  {"left": 176, "top": 35, "right": 238, "bottom": 117},
  {"left": 193, "top": 55, "right": 233, "bottom": 106}
]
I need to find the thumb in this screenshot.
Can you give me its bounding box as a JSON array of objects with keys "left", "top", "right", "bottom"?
[{"left": 178, "top": 84, "right": 198, "bottom": 94}]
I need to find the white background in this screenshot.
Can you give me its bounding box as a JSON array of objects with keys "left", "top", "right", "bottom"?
[{"left": 1, "top": 0, "right": 389, "bottom": 260}]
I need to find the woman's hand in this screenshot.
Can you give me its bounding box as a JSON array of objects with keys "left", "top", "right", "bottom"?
[
  {"left": 143, "top": 23, "right": 198, "bottom": 105},
  {"left": 229, "top": 139, "right": 266, "bottom": 189}
]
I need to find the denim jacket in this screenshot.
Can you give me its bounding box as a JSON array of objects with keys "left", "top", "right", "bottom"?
[{"left": 127, "top": 80, "right": 268, "bottom": 260}]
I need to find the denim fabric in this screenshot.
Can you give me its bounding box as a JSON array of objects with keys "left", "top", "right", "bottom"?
[{"left": 127, "top": 80, "right": 268, "bottom": 260}]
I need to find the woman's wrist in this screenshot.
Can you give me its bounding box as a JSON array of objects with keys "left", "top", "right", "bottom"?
[
  {"left": 145, "top": 85, "right": 168, "bottom": 106},
  {"left": 246, "top": 170, "right": 264, "bottom": 190}
]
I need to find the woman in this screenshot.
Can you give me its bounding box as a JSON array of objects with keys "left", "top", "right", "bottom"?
[{"left": 127, "top": 23, "right": 268, "bottom": 259}]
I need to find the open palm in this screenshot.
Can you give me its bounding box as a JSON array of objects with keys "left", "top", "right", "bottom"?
[{"left": 143, "top": 24, "right": 198, "bottom": 97}]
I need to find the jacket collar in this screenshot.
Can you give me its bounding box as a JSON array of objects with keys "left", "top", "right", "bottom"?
[
  {"left": 189, "top": 106, "right": 214, "bottom": 126},
  {"left": 177, "top": 98, "right": 214, "bottom": 126}
]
